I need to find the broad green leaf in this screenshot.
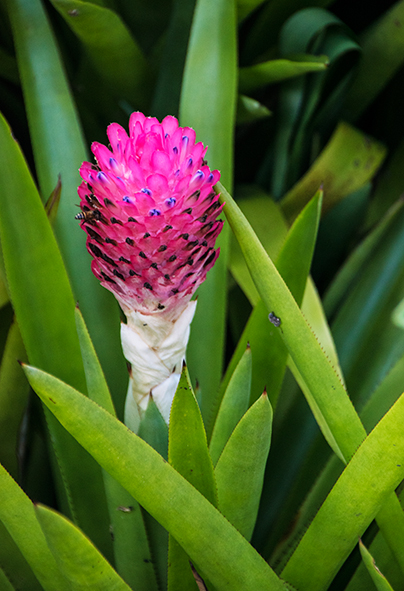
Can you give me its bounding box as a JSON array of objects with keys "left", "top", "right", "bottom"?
[
  {"left": 24, "top": 364, "right": 287, "bottom": 591},
  {"left": 281, "top": 392, "right": 404, "bottom": 590},
  {"left": 168, "top": 365, "right": 218, "bottom": 589},
  {"left": 239, "top": 55, "right": 329, "bottom": 93},
  {"left": 230, "top": 192, "right": 287, "bottom": 307},
  {"left": 168, "top": 536, "right": 199, "bottom": 591},
  {"left": 209, "top": 346, "right": 251, "bottom": 464},
  {"left": 35, "top": 505, "right": 132, "bottom": 591},
  {"left": 0, "top": 320, "right": 28, "bottom": 478},
  {"left": 300, "top": 278, "right": 343, "bottom": 381},
  {"left": 215, "top": 393, "right": 272, "bottom": 540},
  {"left": 179, "top": 0, "right": 237, "bottom": 422},
  {"left": 359, "top": 541, "right": 395, "bottom": 591},
  {"left": 280, "top": 122, "right": 386, "bottom": 222},
  {"left": 7, "top": 0, "right": 127, "bottom": 416},
  {"left": 344, "top": 0, "right": 404, "bottom": 122},
  {"left": 0, "top": 112, "right": 111, "bottom": 558},
  {"left": 50, "top": 0, "right": 150, "bottom": 106},
  {"left": 75, "top": 307, "right": 157, "bottom": 591},
  {"left": 0, "top": 464, "right": 70, "bottom": 591}
]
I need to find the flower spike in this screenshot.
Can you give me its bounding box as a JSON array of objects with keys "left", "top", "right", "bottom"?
[{"left": 77, "top": 113, "right": 223, "bottom": 428}]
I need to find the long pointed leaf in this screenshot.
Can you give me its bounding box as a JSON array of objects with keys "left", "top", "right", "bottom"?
[
  {"left": 24, "top": 364, "right": 288, "bottom": 591},
  {"left": 0, "top": 112, "right": 111, "bottom": 557},
  {"left": 281, "top": 392, "right": 404, "bottom": 590},
  {"left": 0, "top": 464, "right": 69, "bottom": 591},
  {"left": 215, "top": 393, "right": 272, "bottom": 540},
  {"left": 36, "top": 505, "right": 132, "bottom": 591}
]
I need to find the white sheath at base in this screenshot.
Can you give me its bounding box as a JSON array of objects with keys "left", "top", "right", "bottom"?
[{"left": 121, "top": 300, "right": 197, "bottom": 431}]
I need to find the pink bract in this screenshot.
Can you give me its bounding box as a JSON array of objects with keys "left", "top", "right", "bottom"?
[{"left": 77, "top": 112, "right": 223, "bottom": 318}]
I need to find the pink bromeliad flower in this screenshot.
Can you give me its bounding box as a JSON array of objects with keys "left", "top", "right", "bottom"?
[{"left": 77, "top": 112, "right": 223, "bottom": 429}]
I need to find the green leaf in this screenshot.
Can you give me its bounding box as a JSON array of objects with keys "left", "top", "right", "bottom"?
[
  {"left": 229, "top": 192, "right": 287, "bottom": 307},
  {"left": 329, "top": 203, "right": 404, "bottom": 407},
  {"left": 0, "top": 321, "right": 29, "bottom": 478},
  {"left": 169, "top": 365, "right": 217, "bottom": 506},
  {"left": 239, "top": 55, "right": 329, "bottom": 93},
  {"left": 268, "top": 9, "right": 361, "bottom": 199},
  {"left": 7, "top": 0, "right": 127, "bottom": 416},
  {"left": 0, "top": 112, "right": 111, "bottom": 558},
  {"left": 0, "top": 274, "right": 9, "bottom": 309},
  {"left": 24, "top": 364, "right": 287, "bottom": 591},
  {"left": 241, "top": 0, "right": 334, "bottom": 62},
  {"left": 49, "top": 0, "right": 150, "bottom": 106},
  {"left": 179, "top": 0, "right": 237, "bottom": 422},
  {"left": 75, "top": 307, "right": 158, "bottom": 591},
  {"left": 138, "top": 398, "right": 169, "bottom": 460},
  {"left": 75, "top": 306, "right": 115, "bottom": 416},
  {"left": 209, "top": 345, "right": 251, "bottom": 464},
  {"left": 35, "top": 505, "right": 132, "bottom": 591},
  {"left": 0, "top": 520, "right": 43, "bottom": 591},
  {"left": 0, "top": 567, "right": 15, "bottom": 591},
  {"left": 219, "top": 181, "right": 364, "bottom": 455},
  {"left": 344, "top": 0, "right": 404, "bottom": 122},
  {"left": 168, "top": 365, "right": 218, "bottom": 590},
  {"left": 224, "top": 190, "right": 323, "bottom": 411},
  {"left": 280, "top": 122, "right": 386, "bottom": 223},
  {"left": 44, "top": 174, "right": 62, "bottom": 227},
  {"left": 324, "top": 199, "right": 404, "bottom": 318},
  {"left": 281, "top": 392, "right": 404, "bottom": 590},
  {"left": 346, "top": 533, "right": 403, "bottom": 591},
  {"left": 215, "top": 393, "right": 272, "bottom": 540},
  {"left": 359, "top": 541, "right": 395, "bottom": 591},
  {"left": 0, "top": 464, "right": 70, "bottom": 591},
  {"left": 237, "top": 0, "right": 265, "bottom": 23},
  {"left": 236, "top": 95, "right": 272, "bottom": 125},
  {"left": 365, "top": 138, "right": 404, "bottom": 229},
  {"left": 151, "top": 0, "right": 197, "bottom": 118}
]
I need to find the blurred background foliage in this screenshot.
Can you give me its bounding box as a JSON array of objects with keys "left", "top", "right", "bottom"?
[{"left": 2, "top": 0, "right": 404, "bottom": 589}]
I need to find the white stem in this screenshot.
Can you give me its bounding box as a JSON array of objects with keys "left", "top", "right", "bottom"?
[{"left": 121, "top": 300, "right": 197, "bottom": 430}]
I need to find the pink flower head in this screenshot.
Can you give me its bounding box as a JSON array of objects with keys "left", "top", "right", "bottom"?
[{"left": 77, "top": 113, "right": 223, "bottom": 319}]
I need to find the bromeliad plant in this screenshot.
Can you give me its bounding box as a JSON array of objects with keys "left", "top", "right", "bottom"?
[{"left": 1, "top": 0, "right": 404, "bottom": 590}]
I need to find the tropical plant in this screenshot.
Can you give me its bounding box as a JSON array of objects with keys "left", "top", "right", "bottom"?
[{"left": 1, "top": 0, "right": 404, "bottom": 589}]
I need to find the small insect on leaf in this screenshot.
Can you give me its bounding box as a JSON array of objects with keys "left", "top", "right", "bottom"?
[{"left": 268, "top": 312, "right": 281, "bottom": 327}]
